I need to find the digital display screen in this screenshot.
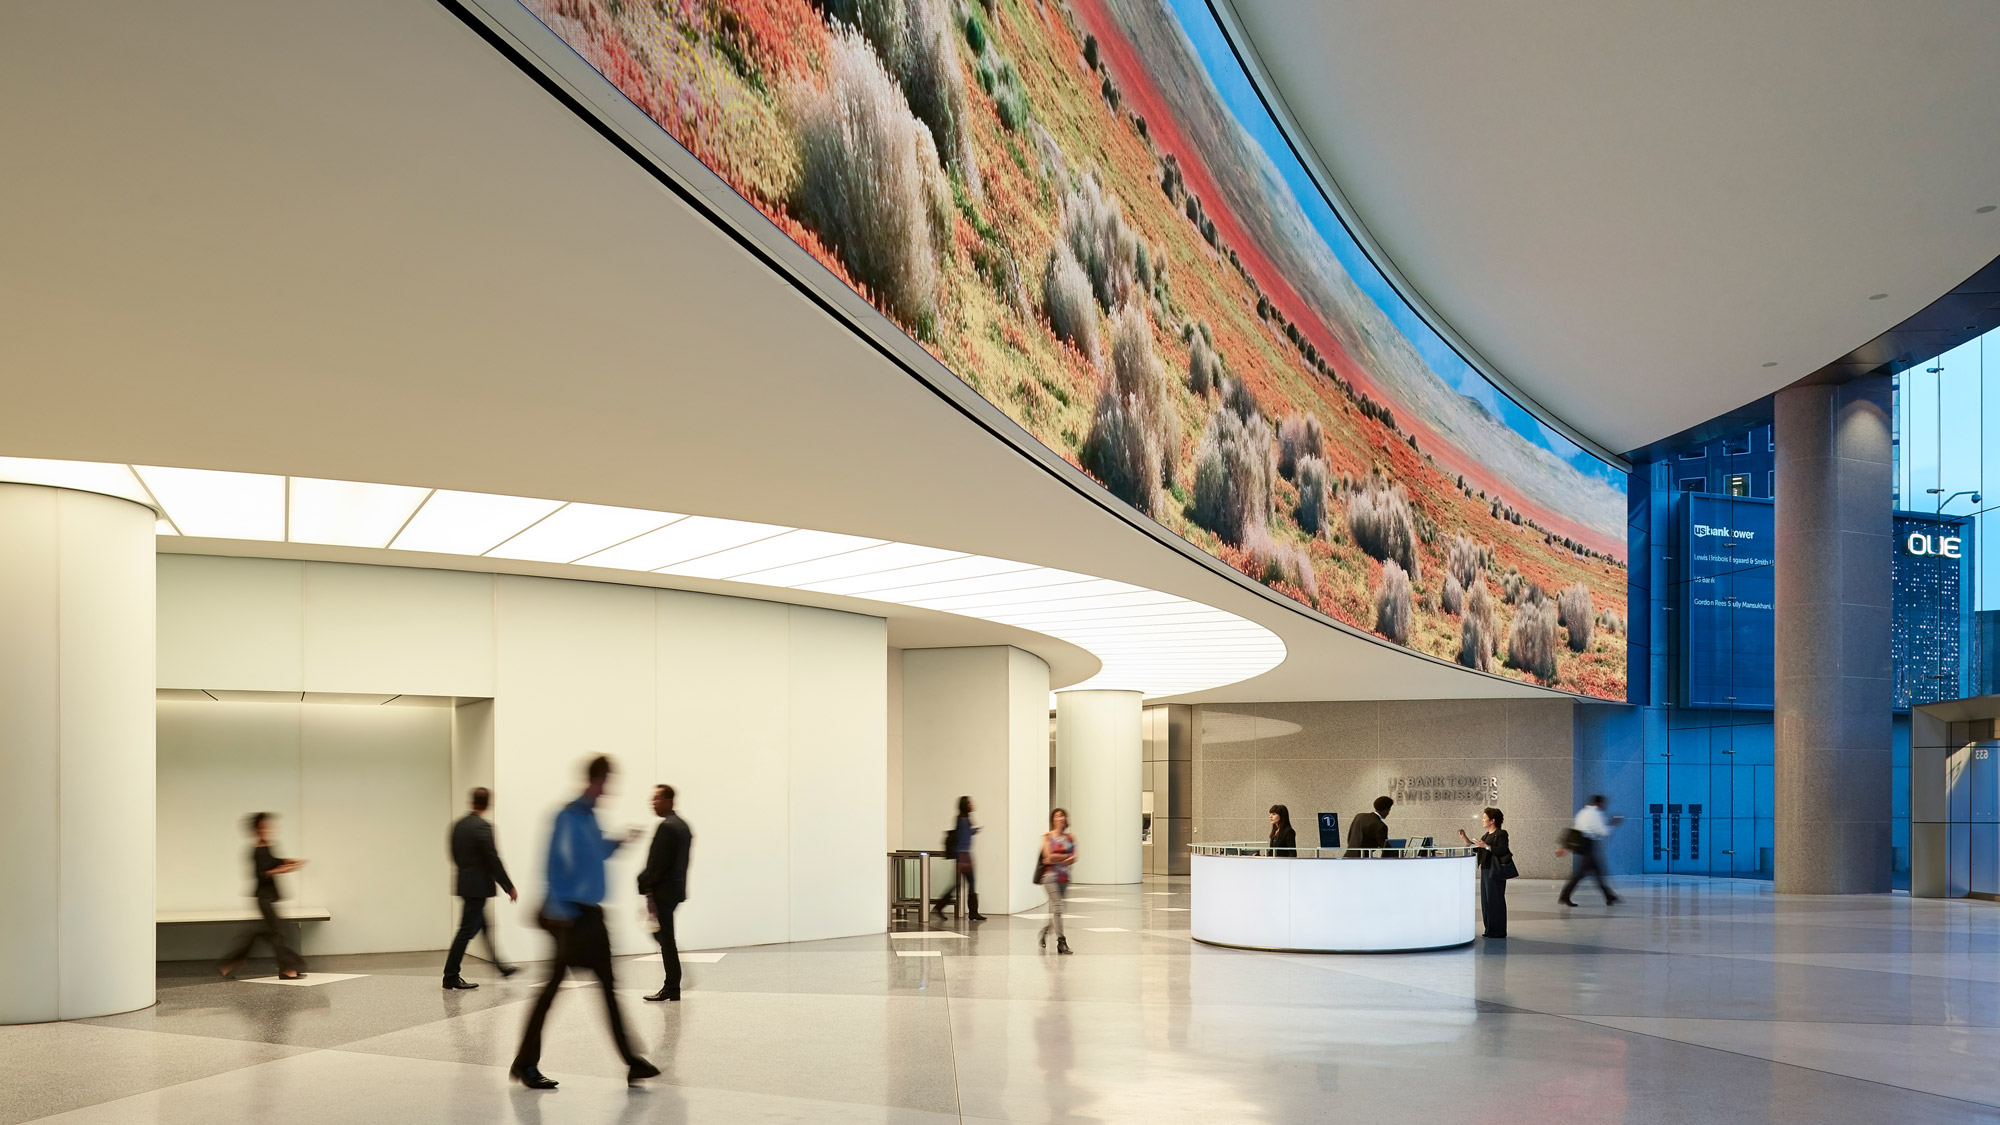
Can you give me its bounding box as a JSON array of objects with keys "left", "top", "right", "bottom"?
[
  {"left": 1679, "top": 493, "right": 1774, "bottom": 709},
  {"left": 517, "top": 0, "right": 1629, "bottom": 697}
]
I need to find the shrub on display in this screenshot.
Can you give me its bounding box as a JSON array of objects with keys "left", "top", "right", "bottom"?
[
  {"left": 1221, "top": 374, "right": 1259, "bottom": 423},
  {"left": 1374, "top": 559, "right": 1412, "bottom": 644},
  {"left": 1187, "top": 329, "right": 1221, "bottom": 394},
  {"left": 1440, "top": 573, "right": 1464, "bottom": 616},
  {"left": 1079, "top": 389, "right": 1159, "bottom": 514},
  {"left": 1063, "top": 175, "right": 1140, "bottom": 312},
  {"left": 1458, "top": 610, "right": 1493, "bottom": 672},
  {"left": 1293, "top": 455, "right": 1329, "bottom": 536},
  {"left": 1345, "top": 477, "right": 1419, "bottom": 580},
  {"left": 1557, "top": 582, "right": 1594, "bottom": 652},
  {"left": 1507, "top": 598, "right": 1559, "bottom": 682},
  {"left": 1248, "top": 530, "right": 1317, "bottom": 601},
  {"left": 1191, "top": 405, "right": 1274, "bottom": 547},
  {"left": 1446, "top": 533, "right": 1484, "bottom": 589},
  {"left": 1042, "top": 241, "right": 1100, "bottom": 363},
  {"left": 794, "top": 30, "right": 951, "bottom": 329},
  {"left": 1277, "top": 413, "right": 1323, "bottom": 481},
  {"left": 824, "top": 0, "right": 977, "bottom": 193},
  {"left": 1107, "top": 302, "right": 1178, "bottom": 486}
]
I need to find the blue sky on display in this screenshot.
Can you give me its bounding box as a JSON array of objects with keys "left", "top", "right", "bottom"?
[{"left": 1169, "top": 0, "right": 1623, "bottom": 487}]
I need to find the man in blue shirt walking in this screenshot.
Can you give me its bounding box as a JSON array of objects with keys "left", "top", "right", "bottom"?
[{"left": 510, "top": 755, "right": 659, "bottom": 1090}]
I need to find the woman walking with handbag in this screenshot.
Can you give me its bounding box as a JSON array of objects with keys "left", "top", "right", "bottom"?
[
  {"left": 1457, "top": 807, "right": 1514, "bottom": 939},
  {"left": 1038, "top": 808, "right": 1077, "bottom": 954}
]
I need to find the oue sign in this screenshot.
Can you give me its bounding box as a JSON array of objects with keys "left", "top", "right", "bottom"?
[{"left": 1905, "top": 532, "right": 1963, "bottom": 558}]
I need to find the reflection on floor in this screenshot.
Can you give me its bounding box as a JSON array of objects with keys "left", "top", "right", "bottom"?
[{"left": 6, "top": 876, "right": 2000, "bottom": 1122}]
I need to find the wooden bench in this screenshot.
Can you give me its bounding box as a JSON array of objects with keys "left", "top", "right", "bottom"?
[{"left": 157, "top": 906, "right": 332, "bottom": 926}]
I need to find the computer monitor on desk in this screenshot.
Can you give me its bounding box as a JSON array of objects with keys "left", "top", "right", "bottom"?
[{"left": 1384, "top": 838, "right": 1406, "bottom": 854}]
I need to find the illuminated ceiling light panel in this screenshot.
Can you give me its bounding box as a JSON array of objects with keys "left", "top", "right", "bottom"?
[
  {"left": 0, "top": 457, "right": 153, "bottom": 508},
  {"left": 731, "top": 541, "right": 966, "bottom": 587},
  {"left": 392, "top": 490, "right": 565, "bottom": 555},
  {"left": 487, "top": 503, "right": 684, "bottom": 563},
  {"left": 906, "top": 579, "right": 1128, "bottom": 613},
  {"left": 659, "top": 528, "right": 885, "bottom": 581},
  {"left": 575, "top": 515, "right": 786, "bottom": 571},
  {"left": 809, "top": 558, "right": 1048, "bottom": 598},
  {"left": 918, "top": 588, "right": 1178, "bottom": 615},
  {"left": 135, "top": 466, "right": 284, "bottom": 541},
  {"left": 0, "top": 457, "right": 1289, "bottom": 698},
  {"left": 287, "top": 477, "right": 431, "bottom": 549}
]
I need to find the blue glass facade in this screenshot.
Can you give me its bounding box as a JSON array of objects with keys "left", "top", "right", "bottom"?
[{"left": 1623, "top": 424, "right": 1974, "bottom": 883}]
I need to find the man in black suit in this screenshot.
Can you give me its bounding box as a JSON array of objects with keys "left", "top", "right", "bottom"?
[
  {"left": 638, "top": 783, "right": 693, "bottom": 1002},
  {"left": 1344, "top": 795, "right": 1394, "bottom": 857},
  {"left": 443, "top": 787, "right": 517, "bottom": 990}
]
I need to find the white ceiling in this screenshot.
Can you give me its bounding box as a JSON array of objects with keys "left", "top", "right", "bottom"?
[
  {"left": 1223, "top": 0, "right": 2000, "bottom": 453},
  {"left": 0, "top": 0, "right": 1577, "bottom": 704}
]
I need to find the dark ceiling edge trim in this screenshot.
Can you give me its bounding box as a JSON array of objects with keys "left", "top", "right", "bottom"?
[
  {"left": 430, "top": 0, "right": 1593, "bottom": 702},
  {"left": 1200, "top": 0, "right": 1629, "bottom": 474},
  {"left": 1624, "top": 253, "right": 2000, "bottom": 462}
]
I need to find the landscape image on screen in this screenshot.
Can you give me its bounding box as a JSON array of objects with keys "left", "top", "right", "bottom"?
[{"left": 521, "top": 0, "right": 1630, "bottom": 698}]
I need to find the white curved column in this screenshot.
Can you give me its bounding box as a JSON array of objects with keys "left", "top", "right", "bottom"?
[
  {"left": 1055, "top": 689, "right": 1142, "bottom": 884},
  {"left": 0, "top": 484, "right": 156, "bottom": 1022}
]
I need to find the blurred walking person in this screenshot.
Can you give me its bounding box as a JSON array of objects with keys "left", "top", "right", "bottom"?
[
  {"left": 510, "top": 756, "right": 658, "bottom": 1091},
  {"left": 930, "top": 796, "right": 985, "bottom": 921},
  {"left": 1558, "top": 794, "right": 1623, "bottom": 907},
  {"left": 443, "top": 786, "right": 518, "bottom": 990},
  {"left": 218, "top": 812, "right": 307, "bottom": 981},
  {"left": 1038, "top": 808, "right": 1077, "bottom": 954},
  {"left": 638, "top": 783, "right": 693, "bottom": 1002}
]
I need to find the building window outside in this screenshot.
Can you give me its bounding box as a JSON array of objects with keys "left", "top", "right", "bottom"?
[
  {"left": 1726, "top": 474, "right": 1750, "bottom": 497},
  {"left": 1679, "top": 477, "right": 1706, "bottom": 493},
  {"left": 1679, "top": 447, "right": 1707, "bottom": 460}
]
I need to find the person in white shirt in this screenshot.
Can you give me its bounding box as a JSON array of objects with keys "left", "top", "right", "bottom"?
[{"left": 1558, "top": 795, "right": 1623, "bottom": 907}]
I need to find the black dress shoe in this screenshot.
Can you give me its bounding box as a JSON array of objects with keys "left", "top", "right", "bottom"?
[
  {"left": 644, "top": 988, "right": 680, "bottom": 1002},
  {"left": 510, "top": 1065, "right": 558, "bottom": 1089},
  {"left": 1557, "top": 899, "right": 1576, "bottom": 907},
  {"left": 443, "top": 975, "right": 479, "bottom": 990},
  {"left": 627, "top": 1058, "right": 661, "bottom": 1085},
  {"left": 497, "top": 964, "right": 520, "bottom": 979}
]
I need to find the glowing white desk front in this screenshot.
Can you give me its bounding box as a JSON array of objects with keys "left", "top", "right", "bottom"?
[{"left": 1190, "top": 847, "right": 1476, "bottom": 953}]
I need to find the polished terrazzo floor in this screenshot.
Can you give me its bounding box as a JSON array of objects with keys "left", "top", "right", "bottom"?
[{"left": 6, "top": 876, "right": 2000, "bottom": 1123}]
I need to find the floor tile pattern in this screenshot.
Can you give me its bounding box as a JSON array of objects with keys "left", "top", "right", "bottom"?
[{"left": 6, "top": 877, "right": 2000, "bottom": 1122}]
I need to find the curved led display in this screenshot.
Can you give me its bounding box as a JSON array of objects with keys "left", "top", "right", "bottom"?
[{"left": 502, "top": 0, "right": 1628, "bottom": 697}]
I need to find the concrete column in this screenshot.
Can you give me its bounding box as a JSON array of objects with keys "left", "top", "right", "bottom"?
[
  {"left": 0, "top": 483, "right": 157, "bottom": 1022},
  {"left": 900, "top": 647, "right": 1051, "bottom": 914},
  {"left": 1773, "top": 378, "right": 1892, "bottom": 894},
  {"left": 1055, "top": 689, "right": 1142, "bottom": 884}
]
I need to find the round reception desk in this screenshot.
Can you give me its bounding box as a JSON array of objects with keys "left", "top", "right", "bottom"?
[{"left": 1190, "top": 844, "right": 1477, "bottom": 953}]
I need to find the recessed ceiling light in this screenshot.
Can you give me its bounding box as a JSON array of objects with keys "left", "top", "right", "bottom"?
[
  {"left": 1978, "top": 205, "right": 1996, "bottom": 214},
  {"left": 1761, "top": 362, "right": 1778, "bottom": 368},
  {"left": 1869, "top": 293, "right": 1888, "bottom": 300}
]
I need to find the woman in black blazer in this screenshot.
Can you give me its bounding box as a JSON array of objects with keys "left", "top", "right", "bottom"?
[
  {"left": 1267, "top": 804, "right": 1297, "bottom": 855},
  {"left": 1459, "top": 807, "right": 1512, "bottom": 939}
]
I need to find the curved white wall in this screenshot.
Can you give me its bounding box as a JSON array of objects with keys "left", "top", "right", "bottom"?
[
  {"left": 0, "top": 485, "right": 156, "bottom": 1022},
  {"left": 158, "top": 554, "right": 887, "bottom": 957}
]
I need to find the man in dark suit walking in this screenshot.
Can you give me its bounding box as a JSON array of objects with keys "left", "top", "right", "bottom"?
[
  {"left": 638, "top": 783, "right": 693, "bottom": 1003},
  {"left": 1344, "top": 795, "right": 1394, "bottom": 857},
  {"left": 443, "top": 787, "right": 518, "bottom": 990}
]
